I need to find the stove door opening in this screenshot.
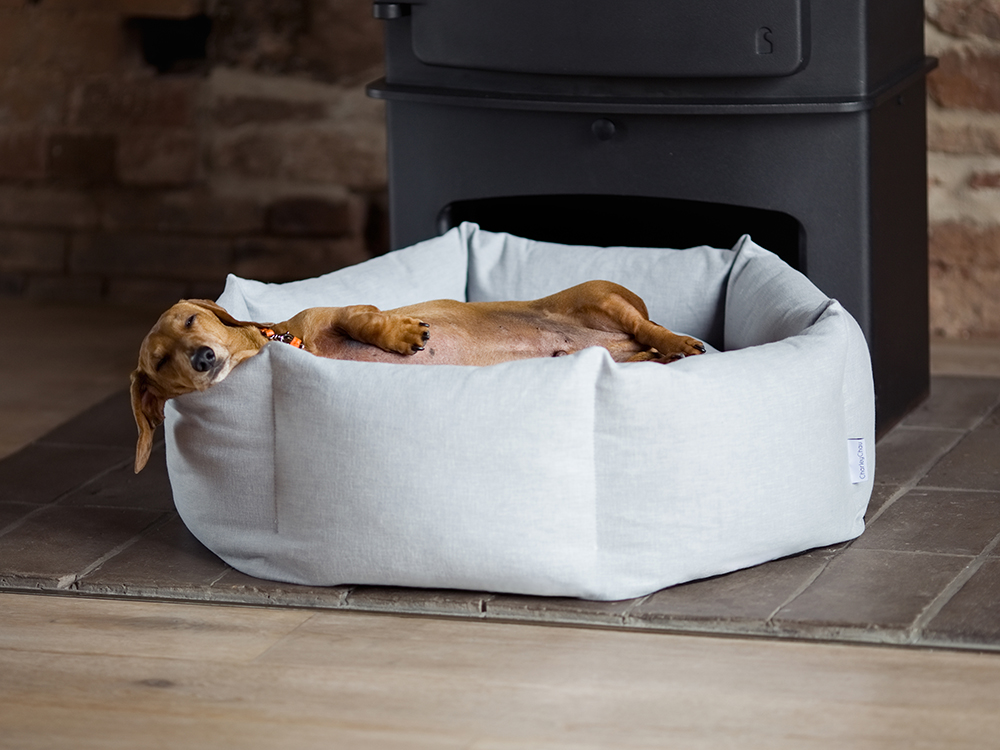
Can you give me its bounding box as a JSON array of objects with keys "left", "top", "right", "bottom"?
[{"left": 438, "top": 195, "right": 804, "bottom": 272}]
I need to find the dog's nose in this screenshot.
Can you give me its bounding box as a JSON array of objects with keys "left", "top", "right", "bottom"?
[{"left": 190, "top": 346, "right": 216, "bottom": 372}]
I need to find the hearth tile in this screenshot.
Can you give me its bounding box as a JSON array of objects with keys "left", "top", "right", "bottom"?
[
  {"left": 208, "top": 567, "right": 352, "bottom": 608},
  {"left": 923, "top": 558, "right": 1000, "bottom": 646},
  {"left": 0, "top": 502, "right": 35, "bottom": 534},
  {"left": 865, "top": 483, "right": 902, "bottom": 524},
  {"left": 59, "top": 444, "right": 173, "bottom": 511},
  {"left": 772, "top": 548, "right": 971, "bottom": 635},
  {"left": 852, "top": 488, "right": 1000, "bottom": 556},
  {"left": 902, "top": 376, "right": 1000, "bottom": 431},
  {"left": 920, "top": 408, "right": 1000, "bottom": 492},
  {"left": 346, "top": 586, "right": 492, "bottom": 618},
  {"left": 629, "top": 546, "right": 843, "bottom": 630},
  {"left": 0, "top": 505, "right": 165, "bottom": 588},
  {"left": 484, "top": 593, "right": 637, "bottom": 626},
  {"left": 874, "top": 426, "right": 961, "bottom": 487},
  {"left": 77, "top": 514, "right": 228, "bottom": 595},
  {"left": 39, "top": 390, "right": 138, "bottom": 450},
  {"left": 0, "top": 443, "right": 132, "bottom": 504}
]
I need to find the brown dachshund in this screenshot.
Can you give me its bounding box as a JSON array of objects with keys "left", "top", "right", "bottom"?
[{"left": 130, "top": 280, "right": 705, "bottom": 472}]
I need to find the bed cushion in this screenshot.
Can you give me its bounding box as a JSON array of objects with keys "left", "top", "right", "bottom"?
[{"left": 165, "top": 223, "right": 874, "bottom": 600}]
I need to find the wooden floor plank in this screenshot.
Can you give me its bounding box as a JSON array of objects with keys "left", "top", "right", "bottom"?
[
  {"left": 2, "top": 594, "right": 1000, "bottom": 749},
  {"left": 0, "top": 594, "right": 314, "bottom": 663}
]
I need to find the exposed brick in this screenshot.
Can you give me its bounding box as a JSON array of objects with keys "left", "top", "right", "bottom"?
[
  {"left": 265, "top": 195, "right": 361, "bottom": 237},
  {"left": 930, "top": 220, "right": 1000, "bottom": 270},
  {"left": 0, "top": 8, "right": 124, "bottom": 76},
  {"left": 294, "top": 0, "right": 384, "bottom": 82},
  {"left": 0, "top": 68, "right": 68, "bottom": 126},
  {"left": 0, "top": 130, "right": 46, "bottom": 181},
  {"left": 288, "top": 88, "right": 386, "bottom": 188},
  {"left": 210, "top": 131, "right": 282, "bottom": 180},
  {"left": 71, "top": 232, "right": 232, "bottom": 281},
  {"left": 969, "top": 170, "right": 1000, "bottom": 188},
  {"left": 207, "top": 0, "right": 304, "bottom": 73},
  {"left": 232, "top": 235, "right": 369, "bottom": 282},
  {"left": 117, "top": 0, "right": 206, "bottom": 17},
  {"left": 930, "top": 263, "right": 1000, "bottom": 337},
  {"left": 929, "top": 0, "right": 1000, "bottom": 42},
  {"left": 0, "top": 229, "right": 66, "bottom": 273},
  {"left": 213, "top": 126, "right": 386, "bottom": 190},
  {"left": 928, "top": 109, "right": 1000, "bottom": 155},
  {"left": 70, "top": 76, "right": 199, "bottom": 130},
  {"left": 19, "top": 0, "right": 201, "bottom": 12},
  {"left": 212, "top": 96, "right": 326, "bottom": 127},
  {"left": 283, "top": 128, "right": 386, "bottom": 189},
  {"left": 929, "top": 47, "right": 1000, "bottom": 113},
  {"left": 201, "top": 0, "right": 383, "bottom": 81},
  {"left": 929, "top": 219, "right": 1000, "bottom": 336},
  {"left": 210, "top": 85, "right": 386, "bottom": 188},
  {"left": 48, "top": 133, "right": 118, "bottom": 185},
  {"left": 0, "top": 186, "right": 101, "bottom": 230},
  {"left": 117, "top": 129, "right": 200, "bottom": 185},
  {"left": 100, "top": 189, "right": 264, "bottom": 235},
  {"left": 929, "top": 221, "right": 1000, "bottom": 336}
]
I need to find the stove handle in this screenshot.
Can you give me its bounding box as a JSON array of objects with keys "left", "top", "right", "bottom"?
[{"left": 373, "top": 2, "right": 411, "bottom": 20}]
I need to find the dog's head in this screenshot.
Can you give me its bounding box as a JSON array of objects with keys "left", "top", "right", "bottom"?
[{"left": 130, "top": 299, "right": 264, "bottom": 473}]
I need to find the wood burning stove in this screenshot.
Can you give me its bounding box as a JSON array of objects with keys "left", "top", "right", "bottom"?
[{"left": 367, "top": 0, "right": 935, "bottom": 430}]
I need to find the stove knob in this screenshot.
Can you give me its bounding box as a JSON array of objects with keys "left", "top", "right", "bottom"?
[{"left": 592, "top": 118, "right": 617, "bottom": 142}]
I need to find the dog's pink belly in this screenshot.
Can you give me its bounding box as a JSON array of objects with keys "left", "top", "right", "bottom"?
[{"left": 313, "top": 324, "right": 641, "bottom": 366}]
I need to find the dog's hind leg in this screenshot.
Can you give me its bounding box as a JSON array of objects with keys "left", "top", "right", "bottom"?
[
  {"left": 546, "top": 281, "right": 706, "bottom": 358},
  {"left": 608, "top": 298, "right": 706, "bottom": 358}
]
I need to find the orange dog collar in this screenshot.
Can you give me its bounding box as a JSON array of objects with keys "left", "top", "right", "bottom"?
[{"left": 260, "top": 327, "right": 305, "bottom": 349}]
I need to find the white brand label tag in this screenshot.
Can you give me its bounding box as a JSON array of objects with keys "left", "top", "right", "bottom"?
[{"left": 848, "top": 437, "right": 869, "bottom": 484}]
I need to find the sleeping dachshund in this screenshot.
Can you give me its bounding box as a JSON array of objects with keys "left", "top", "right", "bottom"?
[{"left": 130, "top": 280, "right": 706, "bottom": 472}]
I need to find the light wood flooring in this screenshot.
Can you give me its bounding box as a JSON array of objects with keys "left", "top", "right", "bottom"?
[
  {"left": 2, "top": 299, "right": 1000, "bottom": 748},
  {"left": 3, "top": 592, "right": 1000, "bottom": 749}
]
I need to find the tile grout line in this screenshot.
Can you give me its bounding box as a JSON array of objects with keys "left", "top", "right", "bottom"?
[
  {"left": 912, "top": 485, "right": 1000, "bottom": 494},
  {"left": 0, "top": 449, "right": 142, "bottom": 543},
  {"left": 908, "top": 529, "right": 1000, "bottom": 645},
  {"left": 891, "top": 425, "right": 966, "bottom": 434},
  {"left": 619, "top": 593, "right": 653, "bottom": 625},
  {"left": 864, "top": 484, "right": 912, "bottom": 527},
  {"left": 765, "top": 387, "right": 996, "bottom": 628},
  {"left": 763, "top": 551, "right": 846, "bottom": 627},
  {"left": 56, "top": 512, "right": 176, "bottom": 591},
  {"left": 865, "top": 423, "right": 972, "bottom": 529}
]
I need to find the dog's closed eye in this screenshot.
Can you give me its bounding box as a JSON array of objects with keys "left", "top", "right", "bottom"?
[{"left": 155, "top": 355, "right": 171, "bottom": 371}]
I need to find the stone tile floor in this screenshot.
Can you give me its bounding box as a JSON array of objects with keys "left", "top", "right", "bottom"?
[{"left": 1, "top": 372, "right": 998, "bottom": 652}]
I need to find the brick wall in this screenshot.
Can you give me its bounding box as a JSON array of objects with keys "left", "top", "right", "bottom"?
[
  {"left": 1, "top": 1, "right": 998, "bottom": 339},
  {"left": 927, "top": 0, "right": 1000, "bottom": 337},
  {"left": 0, "top": 0, "right": 387, "bottom": 307}
]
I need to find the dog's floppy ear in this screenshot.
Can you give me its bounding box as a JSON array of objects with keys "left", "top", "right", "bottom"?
[
  {"left": 185, "top": 299, "right": 265, "bottom": 328},
  {"left": 130, "top": 369, "right": 165, "bottom": 474}
]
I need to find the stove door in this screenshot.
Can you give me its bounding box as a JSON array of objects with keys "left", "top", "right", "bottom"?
[{"left": 403, "top": 0, "right": 807, "bottom": 78}]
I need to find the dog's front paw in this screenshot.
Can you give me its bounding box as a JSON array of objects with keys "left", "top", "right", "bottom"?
[{"left": 393, "top": 318, "right": 430, "bottom": 354}]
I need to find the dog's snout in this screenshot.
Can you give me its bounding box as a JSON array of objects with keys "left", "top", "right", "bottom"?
[{"left": 190, "top": 346, "right": 216, "bottom": 372}]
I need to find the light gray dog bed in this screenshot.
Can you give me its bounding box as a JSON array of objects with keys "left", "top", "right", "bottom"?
[{"left": 165, "top": 224, "right": 874, "bottom": 601}]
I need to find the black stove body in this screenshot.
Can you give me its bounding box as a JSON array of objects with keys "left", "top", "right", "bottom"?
[{"left": 368, "top": 0, "right": 935, "bottom": 431}]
